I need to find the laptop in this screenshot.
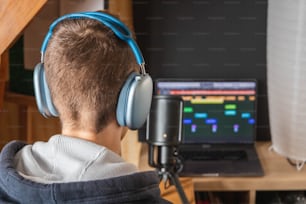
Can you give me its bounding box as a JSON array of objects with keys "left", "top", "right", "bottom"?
[{"left": 155, "top": 79, "right": 264, "bottom": 177}]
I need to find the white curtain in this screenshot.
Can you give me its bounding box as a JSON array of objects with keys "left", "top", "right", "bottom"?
[{"left": 268, "top": 0, "right": 306, "bottom": 169}]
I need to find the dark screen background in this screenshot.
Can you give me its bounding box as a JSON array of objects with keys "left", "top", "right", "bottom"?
[{"left": 133, "top": 0, "right": 270, "bottom": 141}]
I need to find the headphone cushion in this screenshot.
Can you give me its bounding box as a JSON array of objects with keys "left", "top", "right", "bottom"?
[
  {"left": 33, "top": 63, "right": 58, "bottom": 117},
  {"left": 116, "top": 72, "right": 153, "bottom": 129}
]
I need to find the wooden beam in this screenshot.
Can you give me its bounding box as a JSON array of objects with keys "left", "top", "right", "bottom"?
[
  {"left": 0, "top": 0, "right": 47, "bottom": 55},
  {"left": 108, "top": 0, "right": 134, "bottom": 31},
  {"left": 0, "top": 57, "right": 3, "bottom": 109},
  {"left": 0, "top": 51, "right": 9, "bottom": 109},
  {"left": 4, "top": 92, "right": 36, "bottom": 107}
]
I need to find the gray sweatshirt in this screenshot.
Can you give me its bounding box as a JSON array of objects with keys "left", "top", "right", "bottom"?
[{"left": 0, "top": 135, "right": 171, "bottom": 204}]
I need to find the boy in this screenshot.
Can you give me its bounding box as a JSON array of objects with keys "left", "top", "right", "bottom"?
[{"left": 0, "top": 11, "right": 170, "bottom": 204}]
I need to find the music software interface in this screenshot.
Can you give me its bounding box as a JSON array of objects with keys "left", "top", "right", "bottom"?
[{"left": 156, "top": 80, "right": 257, "bottom": 144}]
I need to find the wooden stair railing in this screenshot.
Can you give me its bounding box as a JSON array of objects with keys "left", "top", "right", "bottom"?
[
  {"left": 0, "top": 0, "right": 47, "bottom": 55},
  {"left": 0, "top": 0, "right": 47, "bottom": 108}
]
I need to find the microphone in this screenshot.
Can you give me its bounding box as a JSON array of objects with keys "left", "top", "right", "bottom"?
[
  {"left": 146, "top": 95, "right": 189, "bottom": 204},
  {"left": 146, "top": 95, "right": 183, "bottom": 170}
]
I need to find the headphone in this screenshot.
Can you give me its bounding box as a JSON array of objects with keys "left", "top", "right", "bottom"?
[{"left": 33, "top": 11, "right": 153, "bottom": 130}]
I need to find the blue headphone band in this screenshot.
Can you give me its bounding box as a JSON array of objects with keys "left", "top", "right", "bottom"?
[
  {"left": 40, "top": 11, "right": 146, "bottom": 73},
  {"left": 34, "top": 11, "right": 153, "bottom": 128}
]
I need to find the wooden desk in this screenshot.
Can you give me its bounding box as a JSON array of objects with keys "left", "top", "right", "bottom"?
[{"left": 192, "top": 142, "right": 306, "bottom": 204}]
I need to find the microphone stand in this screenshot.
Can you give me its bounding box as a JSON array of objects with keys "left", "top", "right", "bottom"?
[{"left": 149, "top": 144, "right": 189, "bottom": 204}]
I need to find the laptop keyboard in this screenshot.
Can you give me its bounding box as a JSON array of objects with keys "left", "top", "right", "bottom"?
[{"left": 182, "top": 150, "right": 248, "bottom": 161}]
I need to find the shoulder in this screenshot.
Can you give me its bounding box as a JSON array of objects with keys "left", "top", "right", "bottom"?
[{"left": 0, "top": 140, "right": 27, "bottom": 160}]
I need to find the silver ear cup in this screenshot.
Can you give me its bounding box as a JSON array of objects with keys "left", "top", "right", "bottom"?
[
  {"left": 33, "top": 63, "right": 58, "bottom": 117},
  {"left": 116, "top": 72, "right": 153, "bottom": 129}
]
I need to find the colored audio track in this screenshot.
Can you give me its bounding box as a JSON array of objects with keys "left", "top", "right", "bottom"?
[
  {"left": 182, "top": 95, "right": 255, "bottom": 137},
  {"left": 156, "top": 80, "right": 257, "bottom": 143}
]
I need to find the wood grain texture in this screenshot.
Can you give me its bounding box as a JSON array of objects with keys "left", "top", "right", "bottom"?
[{"left": 0, "top": 0, "right": 47, "bottom": 55}]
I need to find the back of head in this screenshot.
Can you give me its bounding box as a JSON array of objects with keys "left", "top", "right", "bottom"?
[{"left": 44, "top": 15, "right": 138, "bottom": 132}]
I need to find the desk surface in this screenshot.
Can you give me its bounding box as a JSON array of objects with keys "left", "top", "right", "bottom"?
[{"left": 192, "top": 142, "right": 306, "bottom": 191}]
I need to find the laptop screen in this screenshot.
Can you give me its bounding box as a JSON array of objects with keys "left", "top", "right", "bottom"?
[{"left": 155, "top": 79, "right": 257, "bottom": 144}]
